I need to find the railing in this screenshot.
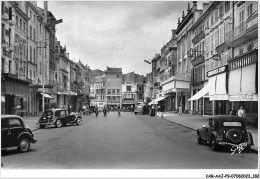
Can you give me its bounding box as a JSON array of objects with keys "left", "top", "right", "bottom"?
[
  {"left": 225, "top": 22, "right": 246, "bottom": 44},
  {"left": 229, "top": 49, "right": 257, "bottom": 71}
]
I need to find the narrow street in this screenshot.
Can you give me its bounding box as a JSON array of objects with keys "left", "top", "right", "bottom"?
[{"left": 1, "top": 112, "right": 257, "bottom": 169}]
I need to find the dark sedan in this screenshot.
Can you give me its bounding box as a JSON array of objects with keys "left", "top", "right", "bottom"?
[
  {"left": 37, "top": 109, "right": 82, "bottom": 128},
  {"left": 197, "top": 115, "right": 254, "bottom": 151},
  {"left": 1, "top": 115, "right": 37, "bottom": 153}
]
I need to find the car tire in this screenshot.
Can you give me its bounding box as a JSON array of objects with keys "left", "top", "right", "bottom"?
[
  {"left": 211, "top": 136, "right": 219, "bottom": 151},
  {"left": 55, "top": 119, "right": 62, "bottom": 128},
  {"left": 18, "top": 138, "right": 30, "bottom": 152},
  {"left": 76, "top": 118, "right": 82, "bottom": 125},
  {"left": 197, "top": 133, "right": 203, "bottom": 144},
  {"left": 40, "top": 125, "right": 45, "bottom": 129}
]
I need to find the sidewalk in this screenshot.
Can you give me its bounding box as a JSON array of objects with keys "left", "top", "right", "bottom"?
[{"left": 158, "top": 112, "right": 258, "bottom": 152}]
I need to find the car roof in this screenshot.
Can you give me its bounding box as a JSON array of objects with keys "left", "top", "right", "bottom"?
[
  {"left": 1, "top": 115, "right": 22, "bottom": 119},
  {"left": 211, "top": 115, "right": 245, "bottom": 122},
  {"left": 44, "top": 108, "right": 65, "bottom": 112}
]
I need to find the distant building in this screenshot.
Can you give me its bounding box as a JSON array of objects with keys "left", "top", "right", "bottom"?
[
  {"left": 91, "top": 74, "right": 106, "bottom": 110},
  {"left": 104, "top": 67, "right": 122, "bottom": 109}
]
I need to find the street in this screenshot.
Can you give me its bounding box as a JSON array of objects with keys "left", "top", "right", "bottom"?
[{"left": 1, "top": 112, "right": 258, "bottom": 169}]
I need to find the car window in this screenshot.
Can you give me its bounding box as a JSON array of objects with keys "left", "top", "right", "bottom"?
[
  {"left": 55, "top": 111, "right": 61, "bottom": 117},
  {"left": 43, "top": 111, "right": 53, "bottom": 117},
  {"left": 60, "top": 110, "right": 66, "bottom": 117},
  {"left": 1, "top": 119, "right": 8, "bottom": 129},
  {"left": 223, "top": 122, "right": 242, "bottom": 127},
  {"left": 9, "top": 119, "right": 22, "bottom": 128}
]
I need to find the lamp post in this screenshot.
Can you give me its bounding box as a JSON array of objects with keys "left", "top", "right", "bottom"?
[{"left": 144, "top": 59, "right": 154, "bottom": 108}]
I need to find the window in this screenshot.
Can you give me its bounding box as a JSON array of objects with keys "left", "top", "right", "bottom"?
[
  {"left": 138, "top": 86, "right": 142, "bottom": 91},
  {"left": 138, "top": 94, "right": 143, "bottom": 100},
  {"left": 30, "top": 46, "right": 32, "bottom": 61},
  {"left": 16, "top": 16, "right": 18, "bottom": 26},
  {"left": 225, "top": 1, "right": 230, "bottom": 12},
  {"left": 107, "top": 89, "right": 111, "bottom": 94},
  {"left": 215, "top": 29, "right": 219, "bottom": 47},
  {"left": 215, "top": 10, "right": 218, "bottom": 21},
  {"left": 33, "top": 48, "right": 35, "bottom": 63},
  {"left": 30, "top": 70, "right": 32, "bottom": 79},
  {"left": 247, "top": 3, "right": 253, "bottom": 17},
  {"left": 112, "top": 89, "right": 115, "bottom": 94},
  {"left": 20, "top": 19, "right": 22, "bottom": 28},
  {"left": 210, "top": 33, "right": 214, "bottom": 54},
  {"left": 34, "top": 71, "right": 36, "bottom": 78},
  {"left": 33, "top": 14, "right": 35, "bottom": 22},
  {"left": 33, "top": 28, "right": 35, "bottom": 41},
  {"left": 40, "top": 24, "right": 42, "bottom": 34},
  {"left": 112, "top": 96, "right": 115, "bottom": 101},
  {"left": 211, "top": 14, "right": 214, "bottom": 26},
  {"left": 117, "top": 75, "right": 119, "bottom": 78},
  {"left": 117, "top": 89, "right": 120, "bottom": 94},
  {"left": 30, "top": 25, "right": 32, "bottom": 39},
  {"left": 107, "top": 96, "right": 111, "bottom": 100},
  {"left": 23, "top": 22, "right": 25, "bottom": 31},
  {"left": 9, "top": 119, "right": 22, "bottom": 128},
  {"left": 29, "top": 10, "right": 32, "bottom": 19},
  {"left": 219, "top": 25, "right": 224, "bottom": 44},
  {"left": 219, "top": 5, "right": 223, "bottom": 17},
  {"left": 126, "top": 86, "right": 131, "bottom": 91}
]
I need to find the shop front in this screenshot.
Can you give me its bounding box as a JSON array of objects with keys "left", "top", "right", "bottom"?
[
  {"left": 228, "top": 50, "right": 258, "bottom": 125},
  {"left": 1, "top": 73, "right": 31, "bottom": 116},
  {"left": 208, "top": 65, "right": 229, "bottom": 115},
  {"left": 122, "top": 99, "right": 135, "bottom": 111}
]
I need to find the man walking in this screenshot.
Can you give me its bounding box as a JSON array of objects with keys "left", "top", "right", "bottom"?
[{"left": 238, "top": 106, "right": 246, "bottom": 123}]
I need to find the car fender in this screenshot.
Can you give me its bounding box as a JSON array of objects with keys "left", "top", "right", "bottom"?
[
  {"left": 74, "top": 116, "right": 82, "bottom": 122},
  {"left": 197, "top": 128, "right": 207, "bottom": 141},
  {"left": 247, "top": 132, "right": 254, "bottom": 146},
  {"left": 17, "top": 132, "right": 34, "bottom": 144}
]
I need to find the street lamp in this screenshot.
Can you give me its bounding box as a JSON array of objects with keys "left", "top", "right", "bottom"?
[{"left": 144, "top": 59, "right": 155, "bottom": 108}]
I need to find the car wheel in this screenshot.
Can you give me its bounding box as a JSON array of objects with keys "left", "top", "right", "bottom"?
[
  {"left": 18, "top": 138, "right": 30, "bottom": 152},
  {"left": 40, "top": 125, "right": 45, "bottom": 129},
  {"left": 76, "top": 118, "right": 82, "bottom": 125},
  {"left": 55, "top": 119, "right": 62, "bottom": 128},
  {"left": 211, "top": 136, "right": 219, "bottom": 151},
  {"left": 197, "top": 133, "right": 203, "bottom": 144}
]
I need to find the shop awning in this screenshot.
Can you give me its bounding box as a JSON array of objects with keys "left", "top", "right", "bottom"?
[
  {"left": 41, "top": 93, "right": 54, "bottom": 99},
  {"left": 122, "top": 99, "right": 135, "bottom": 104},
  {"left": 188, "top": 85, "right": 209, "bottom": 101},
  {"left": 156, "top": 96, "right": 166, "bottom": 102}
]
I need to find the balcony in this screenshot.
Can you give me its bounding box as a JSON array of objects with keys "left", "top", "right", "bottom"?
[
  {"left": 192, "top": 31, "right": 205, "bottom": 45},
  {"left": 191, "top": 53, "right": 205, "bottom": 67},
  {"left": 225, "top": 22, "right": 247, "bottom": 44}
]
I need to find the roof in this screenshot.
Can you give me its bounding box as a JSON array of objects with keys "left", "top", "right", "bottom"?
[
  {"left": 211, "top": 115, "right": 245, "bottom": 122},
  {"left": 105, "top": 67, "right": 122, "bottom": 74},
  {"left": 1, "top": 115, "right": 22, "bottom": 119}
]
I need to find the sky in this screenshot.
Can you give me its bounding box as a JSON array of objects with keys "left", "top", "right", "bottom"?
[{"left": 38, "top": 1, "right": 204, "bottom": 75}]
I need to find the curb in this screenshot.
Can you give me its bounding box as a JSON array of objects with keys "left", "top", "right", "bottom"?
[{"left": 158, "top": 116, "right": 258, "bottom": 154}]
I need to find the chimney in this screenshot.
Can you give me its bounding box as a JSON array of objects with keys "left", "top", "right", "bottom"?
[
  {"left": 177, "top": 17, "right": 180, "bottom": 25},
  {"left": 171, "top": 29, "right": 177, "bottom": 39},
  {"left": 192, "top": 1, "right": 197, "bottom": 10},
  {"left": 187, "top": 3, "right": 190, "bottom": 12},
  {"left": 182, "top": 11, "right": 185, "bottom": 19},
  {"left": 202, "top": 3, "right": 209, "bottom": 14},
  {"left": 155, "top": 54, "right": 160, "bottom": 58},
  {"left": 44, "top": 1, "right": 48, "bottom": 24}
]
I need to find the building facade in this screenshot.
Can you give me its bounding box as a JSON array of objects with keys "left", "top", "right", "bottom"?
[{"left": 105, "top": 67, "right": 122, "bottom": 109}]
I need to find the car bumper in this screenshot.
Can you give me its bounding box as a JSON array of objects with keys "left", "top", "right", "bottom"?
[{"left": 217, "top": 141, "right": 250, "bottom": 147}]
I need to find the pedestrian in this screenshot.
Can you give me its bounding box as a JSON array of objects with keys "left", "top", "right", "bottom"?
[
  {"left": 61, "top": 104, "right": 64, "bottom": 109},
  {"left": 68, "top": 105, "right": 71, "bottom": 115},
  {"left": 160, "top": 103, "right": 165, "bottom": 119},
  {"left": 117, "top": 105, "right": 121, "bottom": 116},
  {"left": 179, "top": 105, "right": 182, "bottom": 115},
  {"left": 238, "top": 106, "right": 246, "bottom": 122},
  {"left": 103, "top": 105, "right": 107, "bottom": 117},
  {"left": 95, "top": 105, "right": 99, "bottom": 117}
]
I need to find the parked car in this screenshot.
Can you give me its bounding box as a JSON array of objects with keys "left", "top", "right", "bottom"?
[
  {"left": 196, "top": 115, "right": 254, "bottom": 151},
  {"left": 37, "top": 109, "right": 82, "bottom": 129},
  {"left": 1, "top": 115, "right": 37, "bottom": 152}
]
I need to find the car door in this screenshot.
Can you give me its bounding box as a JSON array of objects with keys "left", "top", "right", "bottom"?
[
  {"left": 8, "top": 118, "right": 24, "bottom": 147},
  {"left": 60, "top": 110, "right": 68, "bottom": 124},
  {"left": 1, "top": 118, "right": 9, "bottom": 148},
  {"left": 204, "top": 118, "right": 213, "bottom": 142}
]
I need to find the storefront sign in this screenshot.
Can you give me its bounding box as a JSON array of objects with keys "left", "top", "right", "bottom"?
[
  {"left": 229, "top": 94, "right": 257, "bottom": 101},
  {"left": 210, "top": 94, "right": 229, "bottom": 101},
  {"left": 207, "top": 65, "right": 227, "bottom": 77}
]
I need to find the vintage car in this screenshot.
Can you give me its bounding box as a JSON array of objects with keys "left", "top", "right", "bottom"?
[
  {"left": 1, "top": 115, "right": 37, "bottom": 152},
  {"left": 197, "top": 115, "right": 254, "bottom": 151},
  {"left": 37, "top": 109, "right": 82, "bottom": 129}
]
